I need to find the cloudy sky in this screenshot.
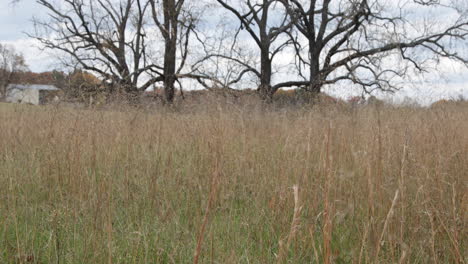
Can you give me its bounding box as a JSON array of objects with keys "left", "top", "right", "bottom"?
[
  {"left": 1, "top": 0, "right": 468, "bottom": 105},
  {"left": 0, "top": 0, "right": 57, "bottom": 72}
]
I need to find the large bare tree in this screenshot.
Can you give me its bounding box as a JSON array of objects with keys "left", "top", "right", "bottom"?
[
  {"left": 280, "top": 0, "right": 468, "bottom": 95},
  {"left": 149, "top": 0, "right": 199, "bottom": 102},
  {"left": 30, "top": 0, "right": 202, "bottom": 102},
  {"left": 215, "top": 0, "right": 295, "bottom": 100},
  {"left": 31, "top": 0, "right": 154, "bottom": 93}
]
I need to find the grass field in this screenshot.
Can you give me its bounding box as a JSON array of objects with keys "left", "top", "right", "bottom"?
[{"left": 0, "top": 101, "right": 466, "bottom": 263}]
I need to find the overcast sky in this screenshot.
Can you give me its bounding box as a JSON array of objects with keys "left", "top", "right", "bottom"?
[
  {"left": 1, "top": 0, "right": 468, "bottom": 105},
  {"left": 0, "top": 0, "right": 54, "bottom": 72}
]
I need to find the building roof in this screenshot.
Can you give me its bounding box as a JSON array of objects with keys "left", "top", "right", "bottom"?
[{"left": 7, "top": 84, "right": 59, "bottom": 91}]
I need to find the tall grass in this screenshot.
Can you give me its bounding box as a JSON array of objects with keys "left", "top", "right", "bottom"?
[{"left": 0, "top": 101, "right": 467, "bottom": 263}]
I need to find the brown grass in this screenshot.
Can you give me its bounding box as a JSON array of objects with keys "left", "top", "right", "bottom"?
[{"left": 0, "top": 101, "right": 467, "bottom": 263}]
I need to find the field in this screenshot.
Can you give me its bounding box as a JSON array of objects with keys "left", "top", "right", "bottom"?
[{"left": 0, "top": 101, "right": 466, "bottom": 263}]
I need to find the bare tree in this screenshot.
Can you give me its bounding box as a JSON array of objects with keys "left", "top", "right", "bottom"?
[
  {"left": 30, "top": 0, "right": 202, "bottom": 102},
  {"left": 215, "top": 0, "right": 295, "bottom": 100},
  {"left": 0, "top": 44, "right": 28, "bottom": 100},
  {"left": 149, "top": 0, "right": 198, "bottom": 102},
  {"left": 30, "top": 0, "right": 154, "bottom": 93},
  {"left": 280, "top": 0, "right": 468, "bottom": 95}
]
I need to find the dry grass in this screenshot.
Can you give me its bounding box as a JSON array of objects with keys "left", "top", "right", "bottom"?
[{"left": 0, "top": 101, "right": 467, "bottom": 263}]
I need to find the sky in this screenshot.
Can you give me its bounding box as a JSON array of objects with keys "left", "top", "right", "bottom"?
[
  {"left": 0, "top": 0, "right": 56, "bottom": 72},
  {"left": 1, "top": 0, "right": 468, "bottom": 105}
]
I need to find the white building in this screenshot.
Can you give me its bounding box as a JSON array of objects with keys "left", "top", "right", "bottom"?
[{"left": 6, "top": 84, "right": 60, "bottom": 105}]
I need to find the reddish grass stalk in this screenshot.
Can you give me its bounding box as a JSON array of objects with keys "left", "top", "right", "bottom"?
[
  {"left": 397, "top": 132, "right": 409, "bottom": 263},
  {"left": 107, "top": 182, "right": 113, "bottom": 264},
  {"left": 193, "top": 163, "right": 220, "bottom": 264},
  {"left": 309, "top": 227, "right": 320, "bottom": 264},
  {"left": 450, "top": 185, "right": 462, "bottom": 264},
  {"left": 426, "top": 208, "right": 438, "bottom": 264},
  {"left": 323, "top": 122, "right": 333, "bottom": 264},
  {"left": 399, "top": 131, "right": 409, "bottom": 245}
]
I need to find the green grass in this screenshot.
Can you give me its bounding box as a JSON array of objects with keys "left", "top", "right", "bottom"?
[{"left": 0, "top": 102, "right": 467, "bottom": 263}]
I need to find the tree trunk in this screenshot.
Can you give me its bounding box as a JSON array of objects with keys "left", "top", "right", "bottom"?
[
  {"left": 309, "top": 45, "right": 322, "bottom": 95},
  {"left": 258, "top": 47, "right": 273, "bottom": 101},
  {"left": 164, "top": 38, "right": 177, "bottom": 103},
  {"left": 0, "top": 84, "right": 6, "bottom": 101},
  {"left": 304, "top": 43, "right": 322, "bottom": 103},
  {"left": 121, "top": 78, "right": 137, "bottom": 94}
]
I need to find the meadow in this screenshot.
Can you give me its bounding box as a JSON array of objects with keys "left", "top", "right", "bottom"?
[{"left": 0, "top": 100, "right": 466, "bottom": 263}]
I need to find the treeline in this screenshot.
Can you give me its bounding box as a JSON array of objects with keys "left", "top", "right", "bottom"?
[{"left": 19, "top": 0, "right": 468, "bottom": 103}]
